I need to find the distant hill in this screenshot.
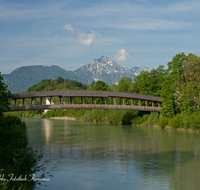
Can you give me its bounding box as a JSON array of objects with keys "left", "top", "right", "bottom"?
[
  {"left": 26, "top": 77, "right": 87, "bottom": 92},
  {"left": 3, "top": 65, "right": 78, "bottom": 93},
  {"left": 3, "top": 56, "right": 150, "bottom": 93}
]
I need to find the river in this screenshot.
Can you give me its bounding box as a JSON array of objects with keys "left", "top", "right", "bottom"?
[{"left": 23, "top": 118, "right": 200, "bottom": 190}]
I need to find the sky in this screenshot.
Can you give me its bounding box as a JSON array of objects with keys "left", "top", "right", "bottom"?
[{"left": 0, "top": 0, "right": 200, "bottom": 74}]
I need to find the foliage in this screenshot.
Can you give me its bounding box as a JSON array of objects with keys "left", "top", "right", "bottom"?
[
  {"left": 132, "top": 65, "right": 166, "bottom": 96},
  {"left": 0, "top": 73, "right": 44, "bottom": 190},
  {"left": 169, "top": 114, "right": 184, "bottom": 129},
  {"left": 43, "top": 109, "right": 86, "bottom": 119},
  {"left": 131, "top": 114, "right": 149, "bottom": 125},
  {"left": 160, "top": 53, "right": 186, "bottom": 116},
  {"left": 116, "top": 76, "right": 133, "bottom": 93},
  {"left": 0, "top": 115, "right": 43, "bottom": 189},
  {"left": 88, "top": 80, "right": 111, "bottom": 91},
  {"left": 0, "top": 72, "right": 11, "bottom": 118},
  {"left": 144, "top": 112, "right": 160, "bottom": 126},
  {"left": 26, "top": 77, "right": 87, "bottom": 92},
  {"left": 158, "top": 116, "right": 169, "bottom": 128}
]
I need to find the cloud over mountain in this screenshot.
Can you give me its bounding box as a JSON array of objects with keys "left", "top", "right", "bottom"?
[{"left": 115, "top": 48, "right": 130, "bottom": 61}]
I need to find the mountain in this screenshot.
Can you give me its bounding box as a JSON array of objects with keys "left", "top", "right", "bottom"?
[
  {"left": 3, "top": 56, "right": 150, "bottom": 93},
  {"left": 131, "top": 66, "right": 150, "bottom": 76},
  {"left": 74, "top": 56, "right": 136, "bottom": 85},
  {"left": 3, "top": 65, "right": 77, "bottom": 93}
]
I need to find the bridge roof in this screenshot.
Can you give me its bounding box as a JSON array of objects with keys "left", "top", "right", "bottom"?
[{"left": 11, "top": 90, "right": 162, "bottom": 102}]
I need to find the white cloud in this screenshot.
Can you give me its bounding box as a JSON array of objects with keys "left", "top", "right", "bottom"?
[
  {"left": 55, "top": 35, "right": 59, "bottom": 38},
  {"left": 63, "top": 24, "right": 74, "bottom": 35},
  {"left": 115, "top": 48, "right": 130, "bottom": 61},
  {"left": 78, "top": 31, "right": 97, "bottom": 47},
  {"left": 45, "top": 32, "right": 51, "bottom": 35}
]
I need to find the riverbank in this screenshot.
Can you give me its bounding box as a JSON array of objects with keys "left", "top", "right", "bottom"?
[
  {"left": 5, "top": 109, "right": 200, "bottom": 132},
  {"left": 50, "top": 116, "right": 76, "bottom": 120}
]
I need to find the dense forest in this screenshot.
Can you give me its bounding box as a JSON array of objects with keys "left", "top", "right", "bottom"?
[{"left": 8, "top": 53, "right": 200, "bottom": 130}]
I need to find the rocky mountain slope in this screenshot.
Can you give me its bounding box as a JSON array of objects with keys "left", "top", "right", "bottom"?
[
  {"left": 3, "top": 56, "right": 150, "bottom": 93},
  {"left": 74, "top": 56, "right": 138, "bottom": 85}
]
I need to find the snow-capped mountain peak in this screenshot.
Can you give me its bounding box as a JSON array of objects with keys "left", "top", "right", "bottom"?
[{"left": 74, "top": 56, "right": 150, "bottom": 85}]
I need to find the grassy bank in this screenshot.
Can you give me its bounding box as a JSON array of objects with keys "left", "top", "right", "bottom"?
[
  {"left": 131, "top": 111, "right": 200, "bottom": 131},
  {"left": 0, "top": 115, "right": 44, "bottom": 190}
]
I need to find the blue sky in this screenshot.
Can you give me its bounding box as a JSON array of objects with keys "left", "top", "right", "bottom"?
[{"left": 0, "top": 0, "right": 200, "bottom": 74}]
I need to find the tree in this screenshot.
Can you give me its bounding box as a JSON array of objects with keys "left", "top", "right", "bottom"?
[
  {"left": 0, "top": 72, "right": 11, "bottom": 118},
  {"left": 180, "top": 53, "right": 200, "bottom": 113},
  {"left": 160, "top": 53, "right": 186, "bottom": 116},
  {"left": 87, "top": 80, "right": 96, "bottom": 91},
  {"left": 117, "top": 76, "right": 133, "bottom": 93},
  {"left": 56, "top": 76, "right": 64, "bottom": 84},
  {"left": 132, "top": 65, "right": 166, "bottom": 96},
  {"left": 92, "top": 81, "right": 111, "bottom": 91}
]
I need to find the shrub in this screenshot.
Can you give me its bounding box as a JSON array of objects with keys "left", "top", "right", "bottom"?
[
  {"left": 158, "top": 116, "right": 169, "bottom": 128},
  {"left": 145, "top": 112, "right": 159, "bottom": 126},
  {"left": 131, "top": 114, "right": 149, "bottom": 125},
  {"left": 169, "top": 114, "right": 183, "bottom": 129}
]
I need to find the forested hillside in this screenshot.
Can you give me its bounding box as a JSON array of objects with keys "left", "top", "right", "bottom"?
[{"left": 26, "top": 77, "right": 87, "bottom": 92}]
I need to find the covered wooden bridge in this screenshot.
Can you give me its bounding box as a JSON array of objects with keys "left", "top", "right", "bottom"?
[{"left": 9, "top": 90, "right": 163, "bottom": 112}]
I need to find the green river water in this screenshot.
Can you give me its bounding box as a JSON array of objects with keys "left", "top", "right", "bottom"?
[{"left": 23, "top": 118, "right": 200, "bottom": 190}]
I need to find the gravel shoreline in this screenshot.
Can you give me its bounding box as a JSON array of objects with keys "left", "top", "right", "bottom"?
[{"left": 50, "top": 117, "right": 76, "bottom": 120}]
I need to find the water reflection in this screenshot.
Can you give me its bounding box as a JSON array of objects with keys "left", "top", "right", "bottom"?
[{"left": 24, "top": 118, "right": 200, "bottom": 190}]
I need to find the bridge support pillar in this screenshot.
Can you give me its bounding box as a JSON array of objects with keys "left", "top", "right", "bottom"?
[
  {"left": 14, "top": 99, "right": 16, "bottom": 107},
  {"left": 22, "top": 98, "right": 25, "bottom": 106},
  {"left": 158, "top": 102, "right": 160, "bottom": 107},
  {"left": 105, "top": 97, "right": 107, "bottom": 105},
  {"left": 131, "top": 99, "right": 132, "bottom": 106},
  {"left": 146, "top": 100, "right": 147, "bottom": 106},
  {"left": 40, "top": 97, "right": 43, "bottom": 105},
  {"left": 95, "top": 98, "right": 96, "bottom": 104},
  {"left": 50, "top": 97, "right": 52, "bottom": 105},
  {"left": 139, "top": 100, "right": 140, "bottom": 106},
  {"left": 152, "top": 101, "right": 154, "bottom": 107},
  {"left": 114, "top": 98, "right": 116, "bottom": 105}
]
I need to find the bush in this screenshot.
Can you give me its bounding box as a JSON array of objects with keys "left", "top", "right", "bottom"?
[
  {"left": 105, "top": 110, "right": 124, "bottom": 124},
  {"left": 131, "top": 114, "right": 149, "bottom": 125},
  {"left": 158, "top": 116, "right": 169, "bottom": 128},
  {"left": 83, "top": 109, "right": 105, "bottom": 122},
  {"left": 145, "top": 112, "right": 159, "bottom": 126},
  {"left": 122, "top": 111, "right": 138, "bottom": 125},
  {"left": 169, "top": 114, "right": 184, "bottom": 129}
]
